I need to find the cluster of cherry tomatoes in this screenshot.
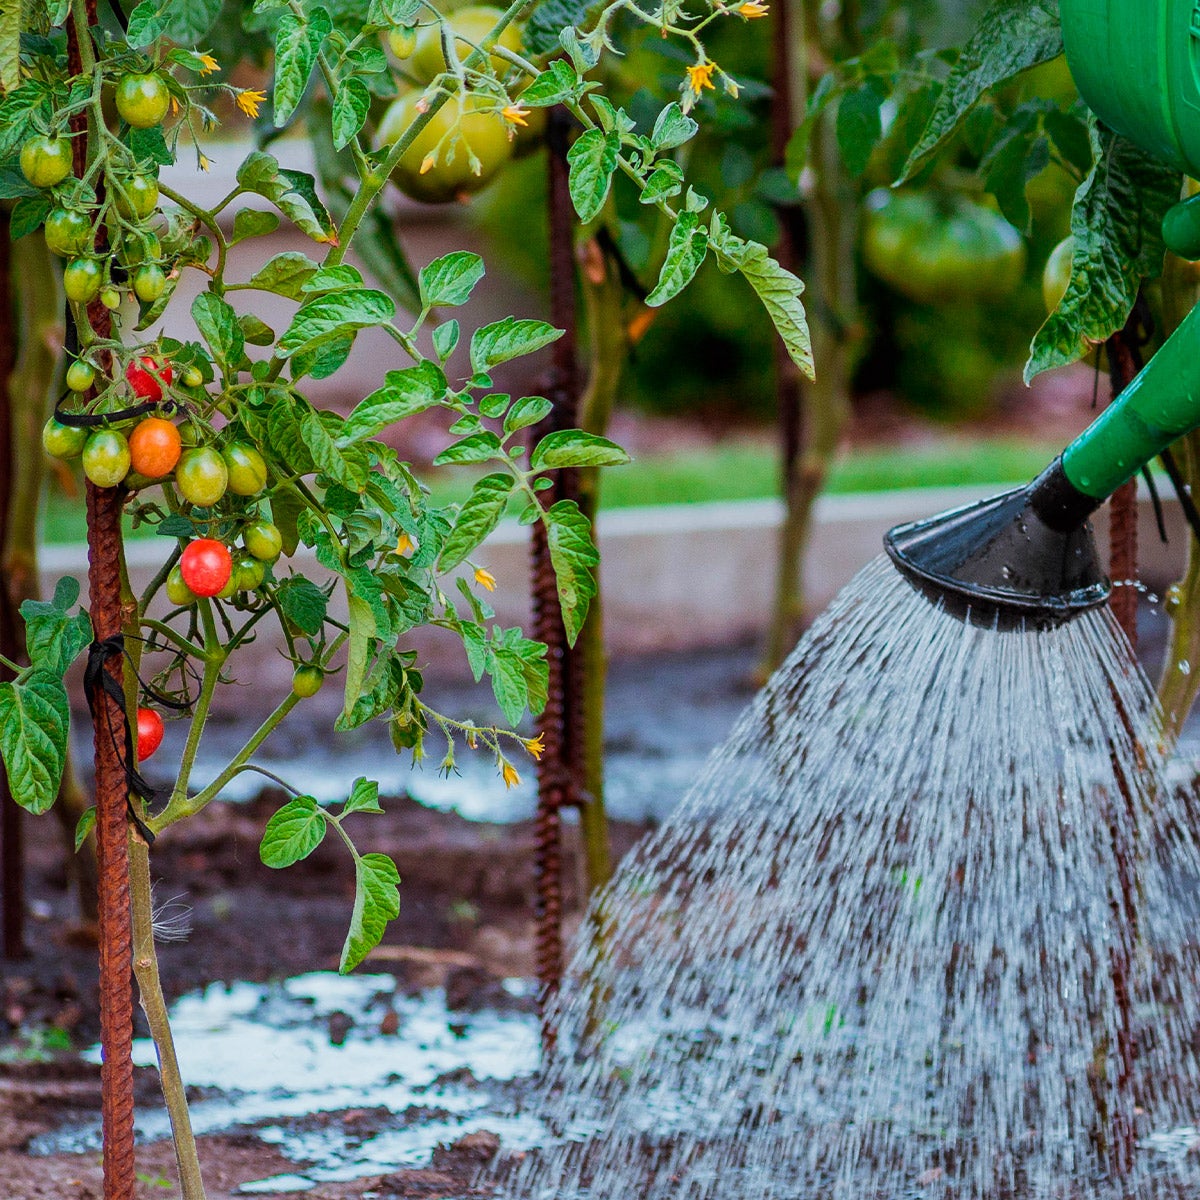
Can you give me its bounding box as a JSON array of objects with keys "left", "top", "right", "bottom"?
[{"left": 21, "top": 71, "right": 173, "bottom": 306}]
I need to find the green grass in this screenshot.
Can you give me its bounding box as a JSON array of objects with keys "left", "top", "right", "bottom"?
[{"left": 39, "top": 436, "right": 1068, "bottom": 544}]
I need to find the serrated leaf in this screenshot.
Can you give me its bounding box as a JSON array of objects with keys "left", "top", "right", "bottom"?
[
  {"left": 332, "top": 78, "right": 371, "bottom": 151},
  {"left": 544, "top": 498, "right": 598, "bottom": 646},
  {"left": 470, "top": 317, "right": 562, "bottom": 374},
  {"left": 433, "top": 431, "right": 503, "bottom": 466},
  {"left": 276, "top": 575, "right": 329, "bottom": 635},
  {"left": 192, "top": 292, "right": 244, "bottom": 370},
  {"left": 344, "top": 590, "right": 377, "bottom": 719},
  {"left": 419, "top": 251, "right": 485, "bottom": 308},
  {"left": 650, "top": 102, "right": 698, "bottom": 151},
  {"left": 20, "top": 577, "right": 91, "bottom": 678},
  {"left": 301, "top": 264, "right": 364, "bottom": 293},
  {"left": 646, "top": 212, "right": 707, "bottom": 307},
  {"left": 125, "top": 0, "right": 165, "bottom": 47},
  {"left": 518, "top": 59, "right": 581, "bottom": 107},
  {"left": 240, "top": 314, "right": 275, "bottom": 345},
  {"left": 343, "top": 776, "right": 382, "bottom": 815},
  {"left": 1027, "top": 123, "right": 1179, "bottom": 380},
  {"left": 162, "top": 0, "right": 222, "bottom": 42},
  {"left": 340, "top": 361, "right": 447, "bottom": 442},
  {"left": 566, "top": 127, "right": 619, "bottom": 224},
  {"left": 640, "top": 162, "right": 684, "bottom": 206},
  {"left": 439, "top": 473, "right": 514, "bottom": 570},
  {"left": 902, "top": 0, "right": 1064, "bottom": 180},
  {"left": 231, "top": 209, "right": 281, "bottom": 245},
  {"left": 237, "top": 153, "right": 337, "bottom": 244},
  {"left": 489, "top": 646, "right": 529, "bottom": 726},
  {"left": 246, "top": 250, "right": 320, "bottom": 299},
  {"left": 274, "top": 8, "right": 333, "bottom": 127},
  {"left": 523, "top": 0, "right": 589, "bottom": 56},
  {"left": 504, "top": 395, "right": 552, "bottom": 435},
  {"left": 10, "top": 195, "right": 49, "bottom": 241},
  {"left": 340, "top": 852, "right": 401, "bottom": 972},
  {"left": 0, "top": 672, "right": 69, "bottom": 815},
  {"left": 278, "top": 289, "right": 395, "bottom": 358},
  {"left": 260, "top": 795, "right": 326, "bottom": 867},
  {"left": 432, "top": 319, "right": 459, "bottom": 361},
  {"left": 301, "top": 407, "right": 366, "bottom": 489},
  {"left": 531, "top": 429, "right": 630, "bottom": 470}
]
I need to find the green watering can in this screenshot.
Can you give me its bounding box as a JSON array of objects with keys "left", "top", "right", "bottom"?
[{"left": 886, "top": 0, "right": 1200, "bottom": 628}]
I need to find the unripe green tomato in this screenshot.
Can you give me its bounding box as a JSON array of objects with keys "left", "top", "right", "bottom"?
[
  {"left": 387, "top": 24, "right": 417, "bottom": 58},
  {"left": 100, "top": 286, "right": 122, "bottom": 310},
  {"left": 377, "top": 91, "right": 512, "bottom": 204},
  {"left": 243, "top": 519, "right": 283, "bottom": 561},
  {"left": 177, "top": 419, "right": 200, "bottom": 447},
  {"left": 175, "top": 446, "right": 229, "bottom": 507},
  {"left": 44, "top": 208, "right": 93, "bottom": 257},
  {"left": 1042, "top": 236, "right": 1075, "bottom": 313},
  {"left": 133, "top": 263, "right": 167, "bottom": 303},
  {"left": 118, "top": 231, "right": 162, "bottom": 268},
  {"left": 20, "top": 136, "right": 73, "bottom": 189},
  {"left": 235, "top": 554, "right": 266, "bottom": 591},
  {"left": 81, "top": 428, "right": 131, "bottom": 488},
  {"left": 291, "top": 664, "right": 324, "bottom": 698},
  {"left": 409, "top": 7, "right": 523, "bottom": 81},
  {"left": 114, "top": 174, "right": 159, "bottom": 221},
  {"left": 63, "top": 257, "right": 103, "bottom": 304},
  {"left": 165, "top": 564, "right": 198, "bottom": 606},
  {"left": 181, "top": 366, "right": 204, "bottom": 388},
  {"left": 115, "top": 73, "right": 171, "bottom": 129},
  {"left": 222, "top": 443, "right": 268, "bottom": 496},
  {"left": 66, "top": 360, "right": 96, "bottom": 392},
  {"left": 42, "top": 417, "right": 88, "bottom": 459},
  {"left": 215, "top": 570, "right": 240, "bottom": 600}
]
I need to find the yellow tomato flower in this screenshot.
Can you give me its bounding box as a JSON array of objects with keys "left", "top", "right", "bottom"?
[
  {"left": 501, "top": 760, "right": 521, "bottom": 789},
  {"left": 395, "top": 531, "right": 414, "bottom": 556},
  {"left": 737, "top": 1, "right": 769, "bottom": 16},
  {"left": 501, "top": 105, "right": 530, "bottom": 127},
  {"left": 523, "top": 734, "right": 545, "bottom": 761},
  {"left": 686, "top": 61, "right": 716, "bottom": 94},
  {"left": 420, "top": 152, "right": 437, "bottom": 175},
  {"left": 236, "top": 89, "right": 267, "bottom": 119},
  {"left": 198, "top": 53, "right": 220, "bottom": 74},
  {"left": 474, "top": 567, "right": 497, "bottom": 592},
  {"left": 198, "top": 153, "right": 210, "bottom": 172}
]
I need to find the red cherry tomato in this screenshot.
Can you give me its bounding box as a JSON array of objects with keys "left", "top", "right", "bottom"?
[
  {"left": 136, "top": 707, "right": 164, "bottom": 760},
  {"left": 126, "top": 355, "right": 173, "bottom": 401},
  {"left": 179, "top": 538, "right": 233, "bottom": 598}
]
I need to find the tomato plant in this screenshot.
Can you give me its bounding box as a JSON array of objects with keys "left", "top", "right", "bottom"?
[
  {"left": 222, "top": 443, "right": 268, "bottom": 496},
  {"left": 65, "top": 359, "right": 96, "bottom": 392},
  {"left": 44, "top": 208, "right": 93, "bottom": 257},
  {"left": 81, "top": 428, "right": 131, "bottom": 488},
  {"left": 19, "top": 135, "right": 72, "bottom": 188},
  {"left": 175, "top": 446, "right": 228, "bottom": 507},
  {"left": 113, "top": 174, "right": 159, "bottom": 221},
  {"left": 292, "top": 664, "right": 325, "bottom": 698},
  {"left": 41, "top": 418, "right": 87, "bottom": 459},
  {"left": 243, "top": 519, "right": 283, "bottom": 562},
  {"left": 179, "top": 539, "right": 233, "bottom": 597},
  {"left": 63, "top": 257, "right": 102, "bottom": 303}
]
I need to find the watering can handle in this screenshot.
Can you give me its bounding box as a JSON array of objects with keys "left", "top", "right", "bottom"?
[{"left": 1059, "top": 301, "right": 1200, "bottom": 502}]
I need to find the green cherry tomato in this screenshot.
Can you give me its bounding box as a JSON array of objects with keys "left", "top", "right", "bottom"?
[
  {"left": 118, "top": 231, "right": 162, "bottom": 268},
  {"left": 1042, "top": 236, "right": 1075, "bottom": 314},
  {"left": 222, "top": 443, "right": 268, "bottom": 496},
  {"left": 291, "top": 664, "right": 324, "bottom": 698},
  {"left": 243, "top": 519, "right": 283, "bottom": 562},
  {"left": 100, "top": 286, "right": 122, "bottom": 310},
  {"left": 215, "top": 570, "right": 240, "bottom": 600},
  {"left": 409, "top": 6, "right": 523, "bottom": 81},
  {"left": 235, "top": 555, "right": 266, "bottom": 591},
  {"left": 44, "top": 208, "right": 92, "bottom": 257},
  {"left": 387, "top": 24, "right": 417, "bottom": 57},
  {"left": 81, "top": 429, "right": 131, "bottom": 488},
  {"left": 42, "top": 417, "right": 88, "bottom": 459},
  {"left": 66, "top": 359, "right": 96, "bottom": 392},
  {"left": 114, "top": 174, "right": 159, "bottom": 221},
  {"left": 20, "top": 136, "right": 73, "bottom": 189},
  {"left": 115, "top": 74, "right": 171, "bottom": 129},
  {"left": 181, "top": 366, "right": 204, "bottom": 388},
  {"left": 165, "top": 565, "right": 198, "bottom": 607},
  {"left": 175, "top": 446, "right": 229, "bottom": 507},
  {"left": 133, "top": 264, "right": 167, "bottom": 303},
  {"left": 63, "top": 258, "right": 103, "bottom": 304}
]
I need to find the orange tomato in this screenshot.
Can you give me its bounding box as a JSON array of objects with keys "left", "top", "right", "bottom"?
[{"left": 128, "top": 416, "right": 182, "bottom": 479}]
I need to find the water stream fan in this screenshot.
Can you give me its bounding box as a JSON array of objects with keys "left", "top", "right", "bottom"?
[{"left": 887, "top": 0, "right": 1200, "bottom": 627}]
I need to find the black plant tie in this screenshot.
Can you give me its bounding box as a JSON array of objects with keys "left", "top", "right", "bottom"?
[
  {"left": 54, "top": 392, "right": 178, "bottom": 429},
  {"left": 83, "top": 635, "right": 157, "bottom": 846}
]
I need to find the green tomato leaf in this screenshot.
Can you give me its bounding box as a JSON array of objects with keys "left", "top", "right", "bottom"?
[
  {"left": 522, "top": 0, "right": 589, "bottom": 57},
  {"left": 332, "top": 78, "right": 371, "bottom": 152},
  {"left": 439, "top": 473, "right": 514, "bottom": 571},
  {"left": 300, "top": 265, "right": 364, "bottom": 294},
  {"left": 901, "top": 0, "right": 1064, "bottom": 180},
  {"left": 343, "top": 776, "right": 383, "bottom": 815},
  {"left": 260, "top": 795, "right": 326, "bottom": 867},
  {"left": 419, "top": 251, "right": 485, "bottom": 308},
  {"left": 639, "top": 162, "right": 684, "bottom": 206},
  {"left": 10, "top": 195, "right": 50, "bottom": 242},
  {"left": 278, "top": 289, "right": 396, "bottom": 358},
  {"left": 517, "top": 59, "right": 582, "bottom": 107},
  {"left": 301, "top": 407, "right": 367, "bottom": 490},
  {"left": 246, "top": 250, "right": 321, "bottom": 299},
  {"left": 645, "top": 211, "right": 708, "bottom": 308},
  {"left": 124, "top": 0, "right": 165, "bottom": 47},
  {"left": 0, "top": 671, "right": 70, "bottom": 815},
  {"left": 273, "top": 7, "right": 333, "bottom": 127},
  {"left": 543, "top": 498, "right": 598, "bottom": 646},
  {"left": 530, "top": 429, "right": 630, "bottom": 471},
  {"left": 432, "top": 319, "right": 459, "bottom": 362},
  {"left": 344, "top": 590, "right": 378, "bottom": 726},
  {"left": 566, "top": 127, "right": 619, "bottom": 225},
  {"left": 237, "top": 152, "right": 337, "bottom": 244},
  {"left": 340, "top": 361, "right": 448, "bottom": 442},
  {"left": 836, "top": 80, "right": 886, "bottom": 178},
  {"left": 231, "top": 209, "right": 281, "bottom": 245},
  {"left": 504, "top": 395, "right": 552, "bottom": 435},
  {"left": 20, "top": 577, "right": 91, "bottom": 678},
  {"left": 470, "top": 317, "right": 562, "bottom": 374},
  {"left": 340, "top": 851, "right": 401, "bottom": 972},
  {"left": 432, "top": 431, "right": 504, "bottom": 466},
  {"left": 192, "top": 292, "right": 245, "bottom": 371},
  {"left": 162, "top": 0, "right": 222, "bottom": 42},
  {"left": 1028, "top": 123, "right": 1179, "bottom": 379},
  {"left": 276, "top": 575, "right": 329, "bottom": 636},
  {"left": 239, "top": 313, "right": 275, "bottom": 345},
  {"left": 74, "top": 806, "right": 96, "bottom": 853},
  {"left": 650, "top": 102, "right": 698, "bottom": 151}
]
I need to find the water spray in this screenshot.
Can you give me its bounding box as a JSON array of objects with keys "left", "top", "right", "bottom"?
[{"left": 888, "top": 0, "right": 1200, "bottom": 627}]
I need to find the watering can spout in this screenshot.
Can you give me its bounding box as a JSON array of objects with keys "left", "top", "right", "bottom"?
[{"left": 886, "top": 300, "right": 1200, "bottom": 627}]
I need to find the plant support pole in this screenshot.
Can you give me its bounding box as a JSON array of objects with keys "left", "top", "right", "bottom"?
[{"left": 1106, "top": 313, "right": 1144, "bottom": 648}]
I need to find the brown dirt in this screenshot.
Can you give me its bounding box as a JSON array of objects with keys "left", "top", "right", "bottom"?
[{"left": 1, "top": 791, "right": 652, "bottom": 1198}]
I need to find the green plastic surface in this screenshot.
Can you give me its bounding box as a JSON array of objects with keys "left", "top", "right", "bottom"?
[
  {"left": 1062, "top": 301, "right": 1200, "bottom": 499},
  {"left": 1060, "top": 0, "right": 1200, "bottom": 178}
]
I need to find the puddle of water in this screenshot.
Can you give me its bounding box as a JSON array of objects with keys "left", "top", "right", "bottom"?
[{"left": 32, "top": 973, "right": 545, "bottom": 1192}]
